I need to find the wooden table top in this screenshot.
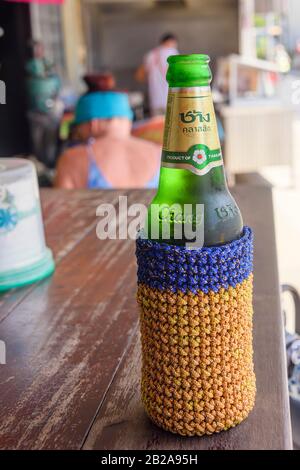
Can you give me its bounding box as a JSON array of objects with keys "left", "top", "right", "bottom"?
[{"left": 0, "top": 186, "right": 292, "bottom": 450}]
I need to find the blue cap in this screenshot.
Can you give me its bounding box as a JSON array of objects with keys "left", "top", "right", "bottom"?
[{"left": 74, "top": 91, "right": 133, "bottom": 125}]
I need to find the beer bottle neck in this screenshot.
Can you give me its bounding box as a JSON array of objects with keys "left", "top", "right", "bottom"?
[{"left": 161, "top": 85, "right": 226, "bottom": 183}]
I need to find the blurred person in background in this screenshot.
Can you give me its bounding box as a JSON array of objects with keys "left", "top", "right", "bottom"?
[
  {"left": 26, "top": 40, "right": 61, "bottom": 114},
  {"left": 136, "top": 33, "right": 179, "bottom": 116},
  {"left": 26, "top": 40, "right": 55, "bottom": 79},
  {"left": 274, "top": 42, "right": 291, "bottom": 74},
  {"left": 55, "top": 91, "right": 160, "bottom": 189},
  {"left": 26, "top": 40, "right": 62, "bottom": 168}
]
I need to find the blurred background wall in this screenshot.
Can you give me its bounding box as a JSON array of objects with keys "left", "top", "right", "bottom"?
[{"left": 83, "top": 0, "right": 239, "bottom": 89}]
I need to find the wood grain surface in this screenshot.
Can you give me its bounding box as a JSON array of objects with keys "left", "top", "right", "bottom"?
[{"left": 0, "top": 186, "right": 292, "bottom": 450}]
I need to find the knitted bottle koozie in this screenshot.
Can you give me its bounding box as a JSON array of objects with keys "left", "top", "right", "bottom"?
[{"left": 136, "top": 227, "right": 256, "bottom": 437}]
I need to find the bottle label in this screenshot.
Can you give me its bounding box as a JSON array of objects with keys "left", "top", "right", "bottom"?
[{"left": 162, "top": 87, "right": 223, "bottom": 176}]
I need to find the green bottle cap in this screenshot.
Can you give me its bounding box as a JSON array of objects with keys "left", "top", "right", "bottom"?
[{"left": 167, "top": 54, "right": 212, "bottom": 87}]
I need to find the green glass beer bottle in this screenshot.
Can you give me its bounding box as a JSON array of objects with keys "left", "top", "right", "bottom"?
[{"left": 147, "top": 54, "right": 243, "bottom": 247}]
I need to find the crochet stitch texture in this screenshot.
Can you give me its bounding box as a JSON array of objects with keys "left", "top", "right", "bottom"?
[{"left": 136, "top": 227, "right": 256, "bottom": 436}]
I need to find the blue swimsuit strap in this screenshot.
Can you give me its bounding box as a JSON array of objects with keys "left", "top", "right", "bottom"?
[{"left": 87, "top": 139, "right": 112, "bottom": 189}]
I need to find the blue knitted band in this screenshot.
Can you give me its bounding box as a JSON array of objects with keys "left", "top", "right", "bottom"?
[{"left": 136, "top": 226, "right": 253, "bottom": 294}]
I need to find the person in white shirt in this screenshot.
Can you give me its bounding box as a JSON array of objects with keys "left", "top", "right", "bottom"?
[{"left": 136, "top": 33, "right": 179, "bottom": 116}]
